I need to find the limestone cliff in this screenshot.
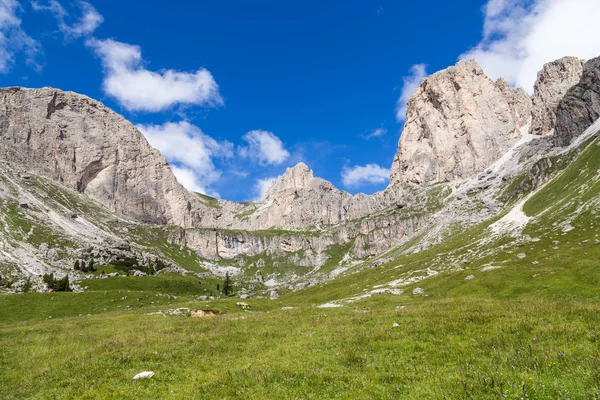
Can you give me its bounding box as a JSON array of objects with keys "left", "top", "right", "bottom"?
[
  {"left": 0, "top": 87, "right": 196, "bottom": 227},
  {"left": 389, "top": 60, "right": 531, "bottom": 186},
  {"left": 2, "top": 54, "right": 600, "bottom": 286},
  {"left": 554, "top": 57, "right": 600, "bottom": 145},
  {"left": 529, "top": 57, "right": 585, "bottom": 135}
]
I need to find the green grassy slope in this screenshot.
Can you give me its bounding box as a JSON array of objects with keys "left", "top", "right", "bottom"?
[{"left": 0, "top": 135, "right": 599, "bottom": 399}]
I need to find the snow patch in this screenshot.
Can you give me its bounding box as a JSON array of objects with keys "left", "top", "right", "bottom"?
[{"left": 490, "top": 193, "right": 534, "bottom": 235}]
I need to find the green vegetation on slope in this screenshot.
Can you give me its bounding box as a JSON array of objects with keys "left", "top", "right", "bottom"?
[
  {"left": 81, "top": 274, "right": 222, "bottom": 297},
  {"left": 1, "top": 132, "right": 600, "bottom": 399}
]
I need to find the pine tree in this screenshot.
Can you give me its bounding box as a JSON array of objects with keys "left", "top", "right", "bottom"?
[
  {"left": 223, "top": 273, "right": 233, "bottom": 296},
  {"left": 74, "top": 260, "right": 80, "bottom": 270},
  {"left": 43, "top": 273, "right": 55, "bottom": 290},
  {"left": 88, "top": 258, "right": 95, "bottom": 272},
  {"left": 55, "top": 276, "right": 71, "bottom": 292},
  {"left": 22, "top": 278, "right": 32, "bottom": 293}
]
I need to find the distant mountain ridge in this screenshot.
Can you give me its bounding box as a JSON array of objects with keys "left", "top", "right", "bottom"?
[{"left": 1, "top": 55, "right": 599, "bottom": 291}]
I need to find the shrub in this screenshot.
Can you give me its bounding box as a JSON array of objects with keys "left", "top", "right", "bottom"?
[
  {"left": 22, "top": 278, "right": 32, "bottom": 293},
  {"left": 42, "top": 273, "right": 72, "bottom": 292}
]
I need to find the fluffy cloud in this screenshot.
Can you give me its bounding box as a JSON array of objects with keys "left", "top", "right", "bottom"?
[
  {"left": 395, "top": 64, "right": 427, "bottom": 121},
  {"left": 461, "top": 0, "right": 600, "bottom": 93},
  {"left": 341, "top": 164, "right": 390, "bottom": 187},
  {"left": 170, "top": 166, "right": 213, "bottom": 196},
  {"left": 87, "top": 38, "right": 222, "bottom": 112},
  {"left": 0, "top": 0, "right": 40, "bottom": 73},
  {"left": 239, "top": 130, "right": 290, "bottom": 166},
  {"left": 32, "top": 0, "right": 103, "bottom": 38},
  {"left": 251, "top": 177, "right": 277, "bottom": 201},
  {"left": 136, "top": 121, "right": 232, "bottom": 195}
]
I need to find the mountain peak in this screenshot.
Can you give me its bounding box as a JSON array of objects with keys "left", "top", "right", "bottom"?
[
  {"left": 390, "top": 58, "right": 530, "bottom": 186},
  {"left": 264, "top": 162, "right": 315, "bottom": 200}
]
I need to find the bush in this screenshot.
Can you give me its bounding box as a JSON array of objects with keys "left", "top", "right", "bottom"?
[
  {"left": 42, "top": 273, "right": 71, "bottom": 292},
  {"left": 0, "top": 275, "right": 13, "bottom": 289},
  {"left": 110, "top": 257, "right": 167, "bottom": 276},
  {"left": 21, "top": 278, "right": 32, "bottom": 293},
  {"left": 74, "top": 260, "right": 80, "bottom": 270}
]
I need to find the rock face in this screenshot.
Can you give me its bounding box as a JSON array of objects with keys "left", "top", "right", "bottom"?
[
  {"left": 0, "top": 87, "right": 195, "bottom": 226},
  {"left": 204, "top": 162, "right": 404, "bottom": 231},
  {"left": 529, "top": 57, "right": 585, "bottom": 135},
  {"left": 390, "top": 60, "right": 531, "bottom": 186},
  {"left": 554, "top": 57, "right": 600, "bottom": 145}
]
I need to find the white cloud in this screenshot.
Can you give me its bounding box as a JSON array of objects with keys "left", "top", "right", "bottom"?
[
  {"left": 0, "top": 0, "right": 40, "bottom": 73},
  {"left": 251, "top": 177, "right": 277, "bottom": 201},
  {"left": 461, "top": 0, "right": 600, "bottom": 93},
  {"left": 32, "top": 0, "right": 103, "bottom": 38},
  {"left": 171, "top": 166, "right": 217, "bottom": 197},
  {"left": 239, "top": 130, "right": 290, "bottom": 166},
  {"left": 341, "top": 164, "right": 390, "bottom": 187},
  {"left": 136, "top": 121, "right": 232, "bottom": 195},
  {"left": 364, "top": 127, "right": 387, "bottom": 139},
  {"left": 395, "top": 64, "right": 427, "bottom": 121},
  {"left": 87, "top": 38, "right": 222, "bottom": 112}
]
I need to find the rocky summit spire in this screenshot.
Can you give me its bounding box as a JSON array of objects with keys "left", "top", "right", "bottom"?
[
  {"left": 554, "top": 56, "right": 600, "bottom": 145},
  {"left": 530, "top": 56, "right": 585, "bottom": 136},
  {"left": 389, "top": 59, "right": 531, "bottom": 187},
  {"left": 263, "top": 162, "right": 317, "bottom": 200}
]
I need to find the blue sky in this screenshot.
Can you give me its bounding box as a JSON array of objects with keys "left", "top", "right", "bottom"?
[{"left": 2, "top": 0, "right": 600, "bottom": 201}]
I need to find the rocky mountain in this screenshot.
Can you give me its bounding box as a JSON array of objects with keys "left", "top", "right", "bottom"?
[
  {"left": 0, "top": 87, "right": 195, "bottom": 227},
  {"left": 1, "top": 55, "right": 600, "bottom": 295},
  {"left": 554, "top": 57, "right": 600, "bottom": 145},
  {"left": 529, "top": 57, "right": 585, "bottom": 136},
  {"left": 389, "top": 60, "right": 531, "bottom": 187}
]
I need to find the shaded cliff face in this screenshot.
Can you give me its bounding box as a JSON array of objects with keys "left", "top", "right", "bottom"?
[
  {"left": 529, "top": 57, "right": 585, "bottom": 136},
  {"left": 389, "top": 60, "right": 531, "bottom": 187},
  {"left": 0, "top": 87, "right": 195, "bottom": 226},
  {"left": 554, "top": 57, "right": 600, "bottom": 146}
]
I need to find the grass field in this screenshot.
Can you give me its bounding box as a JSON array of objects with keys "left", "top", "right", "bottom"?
[
  {"left": 1, "top": 219, "right": 599, "bottom": 400},
  {"left": 0, "top": 276, "right": 598, "bottom": 399},
  {"left": 0, "top": 136, "right": 598, "bottom": 399}
]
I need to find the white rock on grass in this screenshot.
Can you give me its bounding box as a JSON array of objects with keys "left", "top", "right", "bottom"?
[
  {"left": 481, "top": 265, "right": 502, "bottom": 272},
  {"left": 132, "top": 371, "right": 154, "bottom": 380},
  {"left": 412, "top": 288, "right": 426, "bottom": 296},
  {"left": 464, "top": 275, "right": 475, "bottom": 280},
  {"left": 517, "top": 253, "right": 527, "bottom": 259},
  {"left": 562, "top": 224, "right": 574, "bottom": 233},
  {"left": 317, "top": 303, "right": 342, "bottom": 309},
  {"left": 393, "top": 323, "right": 400, "bottom": 328}
]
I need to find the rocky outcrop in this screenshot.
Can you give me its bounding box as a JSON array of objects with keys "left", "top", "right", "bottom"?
[
  {"left": 0, "top": 87, "right": 196, "bottom": 226},
  {"left": 495, "top": 77, "right": 532, "bottom": 128},
  {"left": 530, "top": 57, "right": 585, "bottom": 135},
  {"left": 390, "top": 60, "right": 531, "bottom": 186},
  {"left": 203, "top": 163, "right": 405, "bottom": 231},
  {"left": 554, "top": 57, "right": 600, "bottom": 145}
]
